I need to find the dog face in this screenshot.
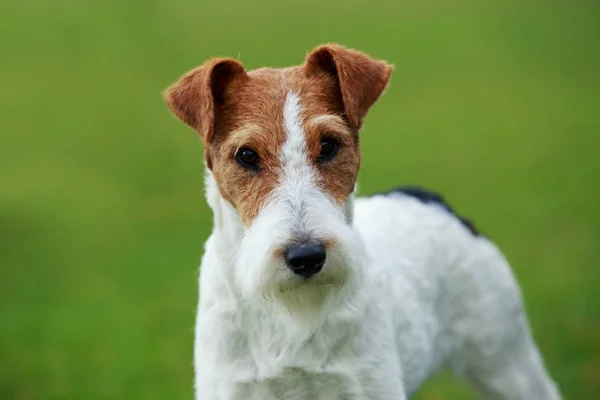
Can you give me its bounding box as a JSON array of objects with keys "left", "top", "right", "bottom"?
[{"left": 164, "top": 44, "right": 392, "bottom": 325}]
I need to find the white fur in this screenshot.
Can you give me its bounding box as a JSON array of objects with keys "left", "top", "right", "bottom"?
[{"left": 192, "top": 92, "right": 562, "bottom": 399}]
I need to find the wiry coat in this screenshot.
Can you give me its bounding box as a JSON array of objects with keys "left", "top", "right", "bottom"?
[{"left": 163, "top": 44, "right": 562, "bottom": 399}]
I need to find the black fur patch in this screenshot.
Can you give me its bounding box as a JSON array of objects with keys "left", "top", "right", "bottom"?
[{"left": 380, "top": 185, "right": 481, "bottom": 236}]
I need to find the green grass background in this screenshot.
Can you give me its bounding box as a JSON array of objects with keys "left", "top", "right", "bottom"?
[{"left": 1, "top": 0, "right": 599, "bottom": 399}]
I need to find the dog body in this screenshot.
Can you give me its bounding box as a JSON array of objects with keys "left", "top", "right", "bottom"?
[{"left": 164, "top": 44, "right": 562, "bottom": 399}]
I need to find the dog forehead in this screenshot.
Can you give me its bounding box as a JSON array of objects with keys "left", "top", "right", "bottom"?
[
  {"left": 219, "top": 67, "right": 343, "bottom": 140},
  {"left": 217, "top": 69, "right": 286, "bottom": 137}
]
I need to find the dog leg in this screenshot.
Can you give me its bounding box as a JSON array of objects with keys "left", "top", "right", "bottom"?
[
  {"left": 444, "top": 237, "right": 562, "bottom": 399},
  {"left": 457, "top": 317, "right": 562, "bottom": 399}
]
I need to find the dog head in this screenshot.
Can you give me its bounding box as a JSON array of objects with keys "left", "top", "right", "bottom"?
[{"left": 164, "top": 44, "right": 392, "bottom": 329}]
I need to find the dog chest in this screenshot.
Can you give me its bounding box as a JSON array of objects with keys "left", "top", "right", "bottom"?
[{"left": 226, "top": 367, "right": 362, "bottom": 400}]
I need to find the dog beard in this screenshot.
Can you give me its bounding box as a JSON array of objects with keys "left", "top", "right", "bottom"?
[{"left": 237, "top": 236, "right": 366, "bottom": 344}]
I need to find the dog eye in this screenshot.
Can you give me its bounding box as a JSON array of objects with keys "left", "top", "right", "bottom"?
[
  {"left": 236, "top": 147, "right": 260, "bottom": 170},
  {"left": 317, "top": 137, "right": 339, "bottom": 162}
]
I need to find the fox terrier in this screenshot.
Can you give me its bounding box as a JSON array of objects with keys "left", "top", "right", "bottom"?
[{"left": 163, "top": 44, "right": 562, "bottom": 399}]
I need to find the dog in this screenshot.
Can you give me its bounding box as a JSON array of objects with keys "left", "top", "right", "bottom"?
[{"left": 163, "top": 44, "right": 562, "bottom": 400}]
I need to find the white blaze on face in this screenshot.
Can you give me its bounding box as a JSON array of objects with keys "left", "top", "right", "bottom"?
[
  {"left": 277, "top": 92, "right": 323, "bottom": 236},
  {"left": 281, "top": 92, "right": 308, "bottom": 168}
]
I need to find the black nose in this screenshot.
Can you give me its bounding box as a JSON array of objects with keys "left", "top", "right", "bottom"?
[{"left": 283, "top": 243, "right": 326, "bottom": 278}]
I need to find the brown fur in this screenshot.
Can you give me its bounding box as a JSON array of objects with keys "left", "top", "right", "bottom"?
[
  {"left": 163, "top": 44, "right": 393, "bottom": 225},
  {"left": 305, "top": 44, "right": 394, "bottom": 129}
]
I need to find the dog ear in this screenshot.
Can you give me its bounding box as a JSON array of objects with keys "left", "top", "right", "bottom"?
[
  {"left": 305, "top": 44, "right": 393, "bottom": 129},
  {"left": 163, "top": 58, "right": 247, "bottom": 143}
]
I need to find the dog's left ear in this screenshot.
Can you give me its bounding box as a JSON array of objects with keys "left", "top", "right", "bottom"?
[{"left": 305, "top": 44, "right": 393, "bottom": 129}]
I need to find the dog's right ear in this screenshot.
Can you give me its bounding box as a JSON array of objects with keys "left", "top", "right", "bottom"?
[{"left": 163, "top": 58, "right": 247, "bottom": 143}]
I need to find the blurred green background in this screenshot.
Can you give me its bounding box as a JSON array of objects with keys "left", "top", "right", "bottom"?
[{"left": 1, "top": 0, "right": 599, "bottom": 399}]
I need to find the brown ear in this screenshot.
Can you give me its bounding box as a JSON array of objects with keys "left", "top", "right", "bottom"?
[
  {"left": 305, "top": 44, "right": 393, "bottom": 129},
  {"left": 163, "top": 58, "right": 247, "bottom": 142}
]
